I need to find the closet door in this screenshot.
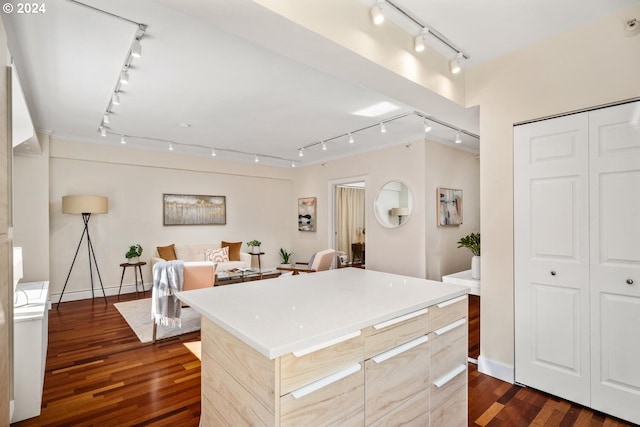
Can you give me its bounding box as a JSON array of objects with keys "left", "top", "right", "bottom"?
[
  {"left": 589, "top": 101, "right": 640, "bottom": 425},
  {"left": 514, "top": 113, "right": 591, "bottom": 406}
]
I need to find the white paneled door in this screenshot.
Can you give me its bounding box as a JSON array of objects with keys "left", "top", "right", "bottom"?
[
  {"left": 588, "top": 102, "right": 640, "bottom": 423},
  {"left": 515, "top": 100, "right": 640, "bottom": 425},
  {"left": 514, "top": 113, "right": 591, "bottom": 406}
]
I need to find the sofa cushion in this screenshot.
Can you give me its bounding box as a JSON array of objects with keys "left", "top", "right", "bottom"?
[
  {"left": 175, "top": 243, "right": 221, "bottom": 262},
  {"left": 205, "top": 247, "right": 229, "bottom": 263},
  {"left": 221, "top": 241, "right": 242, "bottom": 261},
  {"left": 157, "top": 244, "right": 177, "bottom": 261}
]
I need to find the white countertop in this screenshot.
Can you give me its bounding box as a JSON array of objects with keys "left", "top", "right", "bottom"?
[
  {"left": 177, "top": 268, "right": 468, "bottom": 359},
  {"left": 442, "top": 270, "right": 480, "bottom": 296}
]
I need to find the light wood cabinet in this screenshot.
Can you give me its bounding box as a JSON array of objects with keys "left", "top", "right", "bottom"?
[{"left": 200, "top": 294, "right": 468, "bottom": 427}]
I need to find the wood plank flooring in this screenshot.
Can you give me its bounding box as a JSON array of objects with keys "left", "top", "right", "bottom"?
[{"left": 11, "top": 293, "right": 635, "bottom": 426}]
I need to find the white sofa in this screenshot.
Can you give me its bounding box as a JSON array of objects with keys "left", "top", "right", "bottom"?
[{"left": 150, "top": 243, "right": 251, "bottom": 272}]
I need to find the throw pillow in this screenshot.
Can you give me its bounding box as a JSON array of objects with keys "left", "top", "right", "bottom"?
[
  {"left": 157, "top": 244, "right": 177, "bottom": 261},
  {"left": 205, "top": 246, "right": 229, "bottom": 263},
  {"left": 221, "top": 241, "right": 242, "bottom": 261}
]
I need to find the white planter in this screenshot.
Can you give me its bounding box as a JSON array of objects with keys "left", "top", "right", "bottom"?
[
  {"left": 252, "top": 246, "right": 261, "bottom": 254},
  {"left": 128, "top": 257, "right": 139, "bottom": 264},
  {"left": 471, "top": 255, "right": 481, "bottom": 279},
  {"left": 279, "top": 263, "right": 291, "bottom": 268}
]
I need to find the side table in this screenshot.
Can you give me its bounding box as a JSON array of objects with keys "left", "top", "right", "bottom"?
[
  {"left": 118, "top": 261, "right": 147, "bottom": 298},
  {"left": 248, "top": 252, "right": 264, "bottom": 277}
]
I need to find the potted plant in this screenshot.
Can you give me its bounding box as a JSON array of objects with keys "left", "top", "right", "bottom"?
[
  {"left": 247, "top": 240, "right": 262, "bottom": 254},
  {"left": 278, "top": 248, "right": 294, "bottom": 267},
  {"left": 457, "top": 232, "right": 480, "bottom": 279},
  {"left": 125, "top": 244, "right": 143, "bottom": 264}
]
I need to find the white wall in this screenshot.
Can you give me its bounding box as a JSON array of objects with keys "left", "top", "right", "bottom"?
[
  {"left": 13, "top": 134, "right": 49, "bottom": 282},
  {"left": 425, "top": 141, "right": 480, "bottom": 281},
  {"left": 466, "top": 4, "right": 640, "bottom": 376},
  {"left": 45, "top": 138, "right": 293, "bottom": 300}
]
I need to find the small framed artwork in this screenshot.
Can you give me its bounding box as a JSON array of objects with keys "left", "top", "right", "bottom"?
[
  {"left": 163, "top": 194, "right": 226, "bottom": 226},
  {"left": 437, "top": 188, "right": 463, "bottom": 226},
  {"left": 298, "top": 197, "right": 317, "bottom": 231}
]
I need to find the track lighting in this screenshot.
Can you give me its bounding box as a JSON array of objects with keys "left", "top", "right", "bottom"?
[
  {"left": 120, "top": 135, "right": 126, "bottom": 144},
  {"left": 120, "top": 69, "right": 129, "bottom": 84},
  {"left": 348, "top": 133, "right": 355, "bottom": 144},
  {"left": 370, "top": 2, "right": 384, "bottom": 25},
  {"left": 298, "top": 148, "right": 304, "bottom": 157},
  {"left": 380, "top": 122, "right": 386, "bottom": 133},
  {"left": 291, "top": 161, "right": 296, "bottom": 168},
  {"left": 99, "top": 126, "right": 106, "bottom": 137},
  {"left": 454, "top": 131, "right": 462, "bottom": 144},
  {"left": 131, "top": 39, "right": 142, "bottom": 58},
  {"left": 112, "top": 92, "right": 120, "bottom": 106},
  {"left": 169, "top": 142, "right": 174, "bottom": 151},
  {"left": 254, "top": 155, "right": 260, "bottom": 163},
  {"left": 211, "top": 148, "right": 216, "bottom": 157},
  {"left": 414, "top": 30, "right": 427, "bottom": 52},
  {"left": 322, "top": 141, "right": 327, "bottom": 151},
  {"left": 450, "top": 53, "right": 463, "bottom": 74},
  {"left": 423, "top": 118, "right": 432, "bottom": 133},
  {"left": 103, "top": 113, "right": 110, "bottom": 124}
]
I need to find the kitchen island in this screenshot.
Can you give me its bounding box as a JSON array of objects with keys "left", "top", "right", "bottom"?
[{"left": 178, "top": 267, "right": 469, "bottom": 427}]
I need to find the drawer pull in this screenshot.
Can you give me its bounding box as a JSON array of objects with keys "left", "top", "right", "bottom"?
[
  {"left": 434, "top": 318, "right": 466, "bottom": 336},
  {"left": 433, "top": 364, "right": 466, "bottom": 388},
  {"left": 436, "top": 295, "right": 467, "bottom": 308},
  {"left": 291, "top": 363, "right": 361, "bottom": 399},
  {"left": 372, "top": 308, "right": 429, "bottom": 330},
  {"left": 372, "top": 335, "right": 429, "bottom": 364},
  {"left": 292, "top": 331, "right": 361, "bottom": 357}
]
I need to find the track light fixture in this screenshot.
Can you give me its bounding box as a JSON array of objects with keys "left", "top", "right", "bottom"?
[
  {"left": 298, "top": 148, "right": 304, "bottom": 157},
  {"left": 254, "top": 155, "right": 260, "bottom": 163},
  {"left": 169, "top": 142, "right": 174, "bottom": 151},
  {"left": 103, "top": 113, "right": 110, "bottom": 124},
  {"left": 348, "top": 133, "right": 355, "bottom": 144},
  {"left": 322, "top": 141, "right": 327, "bottom": 151},
  {"left": 120, "top": 135, "right": 126, "bottom": 144},
  {"left": 291, "top": 161, "right": 296, "bottom": 168},
  {"left": 211, "top": 148, "right": 216, "bottom": 157},
  {"left": 414, "top": 29, "right": 427, "bottom": 52},
  {"left": 423, "top": 118, "right": 432, "bottom": 133},
  {"left": 112, "top": 92, "right": 120, "bottom": 106},
  {"left": 454, "top": 131, "right": 462, "bottom": 144},
  {"left": 131, "top": 39, "right": 142, "bottom": 58},
  {"left": 99, "top": 126, "right": 106, "bottom": 137},
  {"left": 120, "top": 69, "right": 130, "bottom": 84},
  {"left": 450, "top": 53, "right": 463, "bottom": 74},
  {"left": 370, "top": 2, "right": 385, "bottom": 25},
  {"left": 380, "top": 122, "right": 387, "bottom": 133}
]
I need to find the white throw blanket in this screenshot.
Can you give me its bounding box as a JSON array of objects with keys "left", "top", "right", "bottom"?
[{"left": 152, "top": 260, "right": 184, "bottom": 328}]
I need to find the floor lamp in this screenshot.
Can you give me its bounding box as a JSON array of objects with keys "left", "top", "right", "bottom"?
[{"left": 57, "top": 195, "right": 109, "bottom": 309}]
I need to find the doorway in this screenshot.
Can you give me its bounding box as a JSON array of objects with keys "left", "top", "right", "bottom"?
[{"left": 331, "top": 179, "right": 366, "bottom": 268}]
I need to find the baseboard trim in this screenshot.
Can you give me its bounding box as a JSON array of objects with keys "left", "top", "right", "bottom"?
[
  {"left": 51, "top": 283, "right": 149, "bottom": 304},
  {"left": 478, "top": 355, "right": 514, "bottom": 384}
]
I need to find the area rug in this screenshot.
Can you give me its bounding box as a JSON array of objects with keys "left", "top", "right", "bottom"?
[{"left": 114, "top": 298, "right": 201, "bottom": 343}]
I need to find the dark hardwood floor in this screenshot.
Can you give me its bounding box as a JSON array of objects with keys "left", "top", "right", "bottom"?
[{"left": 11, "top": 293, "right": 635, "bottom": 427}]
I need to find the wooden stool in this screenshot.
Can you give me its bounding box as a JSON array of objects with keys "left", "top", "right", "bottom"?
[{"left": 118, "top": 261, "right": 147, "bottom": 298}]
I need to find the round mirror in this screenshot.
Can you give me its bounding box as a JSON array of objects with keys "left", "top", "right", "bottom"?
[{"left": 374, "top": 181, "right": 414, "bottom": 228}]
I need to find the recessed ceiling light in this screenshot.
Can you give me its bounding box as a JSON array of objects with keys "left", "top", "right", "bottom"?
[
  {"left": 178, "top": 122, "right": 191, "bottom": 128},
  {"left": 352, "top": 101, "right": 401, "bottom": 117}
]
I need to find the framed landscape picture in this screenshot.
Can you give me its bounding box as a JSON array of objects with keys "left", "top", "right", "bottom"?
[
  {"left": 437, "top": 188, "right": 463, "bottom": 226},
  {"left": 298, "top": 197, "right": 317, "bottom": 231},
  {"left": 163, "top": 194, "right": 226, "bottom": 226}
]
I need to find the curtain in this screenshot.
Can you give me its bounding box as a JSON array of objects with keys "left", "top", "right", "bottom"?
[{"left": 337, "top": 187, "right": 365, "bottom": 262}]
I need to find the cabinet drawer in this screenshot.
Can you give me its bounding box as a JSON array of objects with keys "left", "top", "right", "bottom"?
[
  {"left": 368, "top": 388, "right": 429, "bottom": 427},
  {"left": 430, "top": 295, "right": 467, "bottom": 331},
  {"left": 280, "top": 363, "right": 364, "bottom": 427},
  {"left": 281, "top": 332, "right": 364, "bottom": 396},
  {"left": 364, "top": 308, "right": 429, "bottom": 359},
  {"left": 431, "top": 384, "right": 467, "bottom": 427},
  {"left": 430, "top": 363, "right": 467, "bottom": 410},
  {"left": 365, "top": 335, "right": 430, "bottom": 426},
  {"left": 430, "top": 318, "right": 467, "bottom": 381}
]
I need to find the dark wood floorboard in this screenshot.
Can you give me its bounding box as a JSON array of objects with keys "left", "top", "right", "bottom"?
[{"left": 10, "top": 293, "right": 636, "bottom": 426}]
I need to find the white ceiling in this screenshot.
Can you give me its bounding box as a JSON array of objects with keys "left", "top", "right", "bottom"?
[{"left": 4, "top": 0, "right": 638, "bottom": 166}]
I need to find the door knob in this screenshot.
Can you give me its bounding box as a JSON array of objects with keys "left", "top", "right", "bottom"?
[
  {"left": 627, "top": 279, "right": 634, "bottom": 285},
  {"left": 550, "top": 271, "right": 557, "bottom": 276}
]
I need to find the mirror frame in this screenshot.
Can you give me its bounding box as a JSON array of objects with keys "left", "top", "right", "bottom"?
[{"left": 373, "top": 180, "right": 414, "bottom": 228}]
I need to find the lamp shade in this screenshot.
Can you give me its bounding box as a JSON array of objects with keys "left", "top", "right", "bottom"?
[
  {"left": 62, "top": 195, "right": 109, "bottom": 214},
  {"left": 390, "top": 207, "right": 410, "bottom": 217}
]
